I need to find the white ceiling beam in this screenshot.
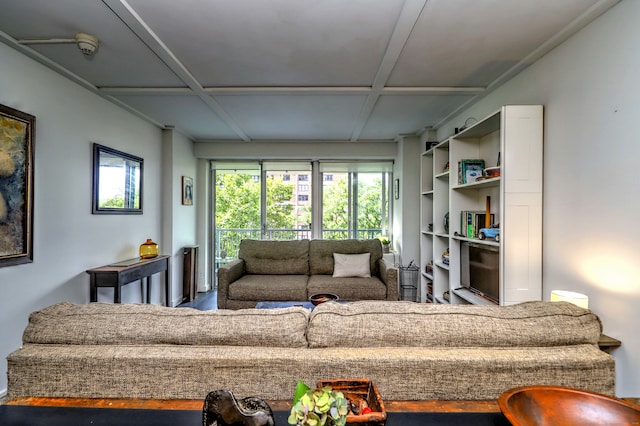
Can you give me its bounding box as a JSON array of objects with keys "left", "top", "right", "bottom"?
[
  {"left": 486, "top": 0, "right": 621, "bottom": 95},
  {"left": 382, "top": 86, "right": 485, "bottom": 95},
  {"left": 203, "top": 87, "right": 372, "bottom": 96},
  {"left": 99, "top": 87, "right": 193, "bottom": 95},
  {"left": 0, "top": 30, "right": 98, "bottom": 93},
  {"left": 100, "top": 86, "right": 485, "bottom": 96},
  {"left": 0, "top": 29, "right": 167, "bottom": 130},
  {"left": 432, "top": 0, "right": 621, "bottom": 130},
  {"left": 350, "top": 0, "right": 430, "bottom": 141},
  {"left": 102, "top": 0, "right": 251, "bottom": 141}
]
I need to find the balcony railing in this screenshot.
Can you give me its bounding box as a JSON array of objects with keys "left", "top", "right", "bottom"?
[{"left": 215, "top": 228, "right": 383, "bottom": 259}]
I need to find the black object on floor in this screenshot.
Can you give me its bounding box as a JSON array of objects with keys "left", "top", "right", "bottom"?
[{"left": 0, "top": 405, "right": 511, "bottom": 426}]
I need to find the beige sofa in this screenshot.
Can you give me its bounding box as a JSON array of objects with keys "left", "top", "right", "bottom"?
[
  {"left": 6, "top": 300, "right": 614, "bottom": 402},
  {"left": 217, "top": 239, "right": 399, "bottom": 309}
]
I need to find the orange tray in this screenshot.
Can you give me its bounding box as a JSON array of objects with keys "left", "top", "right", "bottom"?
[{"left": 316, "top": 379, "right": 386, "bottom": 426}]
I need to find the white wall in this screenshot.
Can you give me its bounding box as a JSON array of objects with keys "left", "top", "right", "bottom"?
[
  {"left": 195, "top": 158, "right": 212, "bottom": 292},
  {"left": 395, "top": 136, "right": 421, "bottom": 267},
  {"left": 436, "top": 0, "right": 640, "bottom": 397},
  {"left": 163, "top": 129, "right": 199, "bottom": 305},
  {"left": 0, "top": 43, "right": 164, "bottom": 394}
]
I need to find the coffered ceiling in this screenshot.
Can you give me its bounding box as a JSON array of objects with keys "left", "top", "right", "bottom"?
[{"left": 0, "top": 0, "right": 619, "bottom": 142}]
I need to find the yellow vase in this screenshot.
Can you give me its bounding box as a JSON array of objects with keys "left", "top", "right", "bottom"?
[{"left": 139, "top": 238, "right": 159, "bottom": 259}]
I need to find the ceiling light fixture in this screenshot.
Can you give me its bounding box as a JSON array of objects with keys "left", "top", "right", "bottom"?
[{"left": 17, "top": 32, "right": 99, "bottom": 57}]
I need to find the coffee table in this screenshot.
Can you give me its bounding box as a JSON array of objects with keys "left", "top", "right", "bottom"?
[
  {"left": 255, "top": 301, "right": 314, "bottom": 309},
  {"left": 0, "top": 404, "right": 511, "bottom": 426}
]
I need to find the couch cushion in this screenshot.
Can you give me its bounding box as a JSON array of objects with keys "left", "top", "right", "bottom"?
[
  {"left": 307, "top": 300, "right": 603, "bottom": 348},
  {"left": 309, "top": 239, "right": 382, "bottom": 275},
  {"left": 7, "top": 343, "right": 615, "bottom": 401},
  {"left": 307, "top": 275, "right": 387, "bottom": 300},
  {"left": 239, "top": 239, "right": 309, "bottom": 275},
  {"left": 23, "top": 302, "right": 310, "bottom": 348},
  {"left": 332, "top": 253, "right": 371, "bottom": 277},
  {"left": 229, "top": 274, "right": 308, "bottom": 301}
]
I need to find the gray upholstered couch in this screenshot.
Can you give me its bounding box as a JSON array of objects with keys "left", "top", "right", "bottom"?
[
  {"left": 217, "top": 239, "right": 399, "bottom": 309},
  {"left": 6, "top": 300, "right": 614, "bottom": 402}
]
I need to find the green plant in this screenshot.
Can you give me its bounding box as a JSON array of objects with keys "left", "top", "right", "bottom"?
[
  {"left": 379, "top": 237, "right": 390, "bottom": 245},
  {"left": 288, "top": 385, "right": 349, "bottom": 426}
]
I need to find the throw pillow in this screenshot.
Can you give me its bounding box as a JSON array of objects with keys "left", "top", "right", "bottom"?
[{"left": 332, "top": 253, "right": 371, "bottom": 278}]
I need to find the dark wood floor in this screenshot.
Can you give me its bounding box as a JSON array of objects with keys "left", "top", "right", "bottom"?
[{"left": 177, "top": 290, "right": 218, "bottom": 310}]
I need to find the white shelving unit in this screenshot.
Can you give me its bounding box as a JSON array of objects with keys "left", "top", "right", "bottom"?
[
  {"left": 420, "top": 105, "right": 543, "bottom": 305},
  {"left": 419, "top": 149, "right": 434, "bottom": 303}
]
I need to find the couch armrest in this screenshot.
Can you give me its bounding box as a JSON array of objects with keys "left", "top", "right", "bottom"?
[
  {"left": 217, "top": 259, "right": 245, "bottom": 309},
  {"left": 378, "top": 259, "right": 399, "bottom": 301}
]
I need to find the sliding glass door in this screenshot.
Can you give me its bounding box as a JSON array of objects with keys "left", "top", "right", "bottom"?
[
  {"left": 212, "top": 162, "right": 313, "bottom": 284},
  {"left": 213, "top": 162, "right": 262, "bottom": 260},
  {"left": 212, "top": 160, "right": 392, "bottom": 287},
  {"left": 320, "top": 162, "right": 392, "bottom": 240},
  {"left": 263, "top": 162, "right": 312, "bottom": 240}
]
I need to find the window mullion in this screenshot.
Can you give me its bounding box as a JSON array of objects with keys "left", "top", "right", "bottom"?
[
  {"left": 312, "top": 161, "right": 321, "bottom": 239},
  {"left": 353, "top": 172, "right": 360, "bottom": 239},
  {"left": 260, "top": 165, "right": 267, "bottom": 239}
]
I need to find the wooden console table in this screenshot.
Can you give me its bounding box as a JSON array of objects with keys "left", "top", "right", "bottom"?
[
  {"left": 598, "top": 334, "right": 621, "bottom": 353},
  {"left": 87, "top": 255, "right": 171, "bottom": 306}
]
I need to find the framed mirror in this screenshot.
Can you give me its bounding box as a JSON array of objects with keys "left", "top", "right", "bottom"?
[{"left": 92, "top": 143, "right": 143, "bottom": 214}]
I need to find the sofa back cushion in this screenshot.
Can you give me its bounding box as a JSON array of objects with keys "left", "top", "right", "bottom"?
[
  {"left": 23, "top": 302, "right": 310, "bottom": 348},
  {"left": 309, "top": 239, "right": 382, "bottom": 276},
  {"left": 239, "top": 239, "right": 309, "bottom": 275},
  {"left": 307, "top": 300, "right": 602, "bottom": 348}
]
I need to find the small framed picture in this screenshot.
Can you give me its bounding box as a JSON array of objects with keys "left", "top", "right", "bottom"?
[
  {"left": 182, "top": 176, "right": 193, "bottom": 205},
  {"left": 394, "top": 179, "right": 400, "bottom": 200}
]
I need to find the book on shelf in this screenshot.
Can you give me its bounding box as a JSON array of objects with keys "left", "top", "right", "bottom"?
[
  {"left": 460, "top": 211, "right": 496, "bottom": 238},
  {"left": 458, "top": 159, "right": 485, "bottom": 184}
]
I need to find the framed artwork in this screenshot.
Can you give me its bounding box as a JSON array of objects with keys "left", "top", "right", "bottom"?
[
  {"left": 394, "top": 179, "right": 400, "bottom": 200},
  {"left": 182, "top": 176, "right": 193, "bottom": 205},
  {"left": 0, "top": 103, "right": 35, "bottom": 267}
]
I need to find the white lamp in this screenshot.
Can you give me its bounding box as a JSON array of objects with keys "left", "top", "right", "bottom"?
[{"left": 550, "top": 290, "right": 589, "bottom": 309}]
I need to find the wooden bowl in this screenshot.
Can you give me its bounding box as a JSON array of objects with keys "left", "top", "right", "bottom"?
[
  {"left": 498, "top": 385, "right": 640, "bottom": 426},
  {"left": 309, "top": 293, "right": 339, "bottom": 306},
  {"left": 484, "top": 166, "right": 501, "bottom": 178}
]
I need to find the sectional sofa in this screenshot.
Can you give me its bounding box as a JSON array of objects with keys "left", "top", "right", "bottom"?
[
  {"left": 217, "top": 239, "right": 399, "bottom": 309},
  {"left": 6, "top": 300, "right": 614, "bottom": 402}
]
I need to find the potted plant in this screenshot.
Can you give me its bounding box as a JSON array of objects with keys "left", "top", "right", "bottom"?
[
  {"left": 288, "top": 382, "right": 349, "bottom": 426},
  {"left": 379, "top": 237, "right": 390, "bottom": 254}
]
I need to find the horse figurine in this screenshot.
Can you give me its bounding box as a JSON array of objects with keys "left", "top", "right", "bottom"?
[{"left": 202, "top": 389, "right": 275, "bottom": 426}]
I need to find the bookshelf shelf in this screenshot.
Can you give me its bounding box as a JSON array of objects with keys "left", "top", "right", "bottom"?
[
  {"left": 452, "top": 288, "right": 496, "bottom": 306},
  {"left": 422, "top": 271, "right": 433, "bottom": 281},
  {"left": 452, "top": 177, "right": 500, "bottom": 190},
  {"left": 452, "top": 235, "right": 499, "bottom": 247}
]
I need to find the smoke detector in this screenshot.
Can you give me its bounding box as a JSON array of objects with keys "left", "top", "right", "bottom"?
[
  {"left": 74, "top": 33, "right": 99, "bottom": 56},
  {"left": 18, "top": 32, "right": 100, "bottom": 57}
]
